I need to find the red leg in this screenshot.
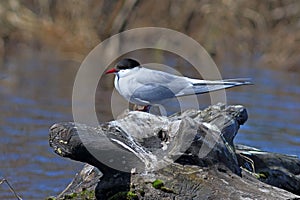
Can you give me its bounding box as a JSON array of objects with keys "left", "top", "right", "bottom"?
[{"left": 133, "top": 105, "right": 151, "bottom": 112}]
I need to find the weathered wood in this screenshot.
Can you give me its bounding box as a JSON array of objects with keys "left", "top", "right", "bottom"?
[
  {"left": 49, "top": 104, "right": 300, "bottom": 199},
  {"left": 236, "top": 144, "right": 300, "bottom": 195}
]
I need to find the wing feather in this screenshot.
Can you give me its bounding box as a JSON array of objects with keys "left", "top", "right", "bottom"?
[{"left": 126, "top": 68, "right": 252, "bottom": 103}]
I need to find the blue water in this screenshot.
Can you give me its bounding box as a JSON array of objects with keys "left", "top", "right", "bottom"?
[
  {"left": 0, "top": 53, "right": 83, "bottom": 199},
  {"left": 0, "top": 51, "right": 299, "bottom": 199},
  {"left": 226, "top": 67, "right": 300, "bottom": 156}
]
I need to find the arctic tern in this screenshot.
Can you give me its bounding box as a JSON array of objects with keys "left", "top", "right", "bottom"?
[{"left": 106, "top": 58, "right": 251, "bottom": 110}]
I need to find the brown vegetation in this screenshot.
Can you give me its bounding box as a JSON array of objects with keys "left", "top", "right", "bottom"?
[{"left": 0, "top": 0, "right": 299, "bottom": 70}]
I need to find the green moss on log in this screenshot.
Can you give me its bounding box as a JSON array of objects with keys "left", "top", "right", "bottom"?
[
  {"left": 108, "top": 191, "right": 138, "bottom": 200},
  {"left": 152, "top": 179, "right": 164, "bottom": 189}
]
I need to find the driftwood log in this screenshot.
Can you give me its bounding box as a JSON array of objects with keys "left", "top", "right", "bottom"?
[{"left": 48, "top": 104, "right": 300, "bottom": 199}]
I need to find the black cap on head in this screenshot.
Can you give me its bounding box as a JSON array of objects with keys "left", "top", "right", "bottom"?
[{"left": 115, "top": 58, "right": 141, "bottom": 70}]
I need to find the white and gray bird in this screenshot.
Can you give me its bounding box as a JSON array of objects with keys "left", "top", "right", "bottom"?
[{"left": 106, "top": 58, "right": 251, "bottom": 110}]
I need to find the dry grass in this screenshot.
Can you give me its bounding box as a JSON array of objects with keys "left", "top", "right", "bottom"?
[{"left": 0, "top": 0, "right": 299, "bottom": 70}]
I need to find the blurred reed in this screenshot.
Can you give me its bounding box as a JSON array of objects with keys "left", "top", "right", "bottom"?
[{"left": 0, "top": 0, "right": 298, "bottom": 71}]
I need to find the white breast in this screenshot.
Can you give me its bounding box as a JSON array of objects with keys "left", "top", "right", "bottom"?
[{"left": 114, "top": 68, "right": 149, "bottom": 105}]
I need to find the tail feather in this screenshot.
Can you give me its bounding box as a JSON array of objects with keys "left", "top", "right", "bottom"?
[
  {"left": 192, "top": 78, "right": 252, "bottom": 86},
  {"left": 177, "top": 78, "right": 252, "bottom": 97},
  {"left": 222, "top": 78, "right": 252, "bottom": 85}
]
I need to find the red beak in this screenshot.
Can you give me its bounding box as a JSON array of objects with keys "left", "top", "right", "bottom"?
[{"left": 105, "top": 68, "right": 118, "bottom": 74}]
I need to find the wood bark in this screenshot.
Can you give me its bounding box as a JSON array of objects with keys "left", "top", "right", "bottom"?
[{"left": 49, "top": 104, "right": 300, "bottom": 199}]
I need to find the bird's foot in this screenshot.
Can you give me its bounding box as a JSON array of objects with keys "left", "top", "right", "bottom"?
[{"left": 133, "top": 105, "right": 151, "bottom": 112}]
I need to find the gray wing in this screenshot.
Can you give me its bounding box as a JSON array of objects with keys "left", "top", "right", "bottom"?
[
  {"left": 134, "top": 68, "right": 252, "bottom": 98},
  {"left": 133, "top": 68, "right": 192, "bottom": 100},
  {"left": 131, "top": 84, "right": 177, "bottom": 104},
  {"left": 134, "top": 68, "right": 190, "bottom": 86}
]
